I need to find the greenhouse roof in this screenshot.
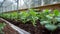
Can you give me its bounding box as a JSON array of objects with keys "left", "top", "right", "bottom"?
[
  {"left": 0, "top": 0, "right": 16, "bottom": 7},
  {"left": 0, "top": 0, "right": 60, "bottom": 12}
]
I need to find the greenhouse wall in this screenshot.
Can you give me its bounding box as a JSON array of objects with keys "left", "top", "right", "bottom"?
[{"left": 0, "top": 0, "right": 60, "bottom": 13}]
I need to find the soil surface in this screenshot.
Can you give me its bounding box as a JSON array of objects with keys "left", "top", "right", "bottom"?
[
  {"left": 3, "top": 24, "right": 19, "bottom": 34},
  {"left": 3, "top": 18, "right": 60, "bottom": 34},
  {"left": 0, "top": 19, "right": 19, "bottom": 34}
]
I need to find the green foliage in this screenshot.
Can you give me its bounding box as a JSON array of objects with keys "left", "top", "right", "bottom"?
[
  {"left": 40, "top": 21, "right": 50, "bottom": 25},
  {"left": 0, "top": 23, "right": 6, "bottom": 30},
  {"left": 1, "top": 12, "right": 18, "bottom": 20},
  {"left": 53, "top": 9, "right": 59, "bottom": 16},
  {"left": 2, "top": 13, "right": 11, "bottom": 19},
  {"left": 28, "top": 9, "right": 38, "bottom": 26},
  {"left": 0, "top": 9, "right": 60, "bottom": 31},
  {"left": 10, "top": 12, "right": 18, "bottom": 20},
  {"left": 39, "top": 9, "right": 60, "bottom": 31},
  {"left": 45, "top": 24, "right": 57, "bottom": 31},
  {"left": 0, "top": 23, "right": 6, "bottom": 34},
  {"left": 55, "top": 17, "right": 60, "bottom": 22},
  {"left": 19, "top": 9, "right": 38, "bottom": 26},
  {"left": 19, "top": 11, "right": 29, "bottom": 23},
  {"left": 39, "top": 9, "right": 51, "bottom": 21}
]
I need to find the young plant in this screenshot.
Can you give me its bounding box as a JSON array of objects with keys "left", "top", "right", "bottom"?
[
  {"left": 39, "top": 9, "right": 51, "bottom": 21},
  {"left": 40, "top": 9, "right": 60, "bottom": 31},
  {"left": 45, "top": 14, "right": 58, "bottom": 31},
  {"left": 28, "top": 9, "right": 38, "bottom": 26},
  {"left": 10, "top": 12, "right": 18, "bottom": 20},
  {"left": 19, "top": 11, "right": 29, "bottom": 24},
  {"left": 2, "top": 13, "right": 11, "bottom": 19}
]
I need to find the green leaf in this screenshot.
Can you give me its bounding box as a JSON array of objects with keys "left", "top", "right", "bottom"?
[
  {"left": 28, "top": 9, "right": 38, "bottom": 26},
  {"left": 55, "top": 17, "right": 60, "bottom": 22},
  {"left": 43, "top": 9, "right": 51, "bottom": 15},
  {"left": 57, "top": 23, "right": 60, "bottom": 28},
  {"left": 43, "top": 9, "right": 49, "bottom": 12},
  {"left": 46, "top": 15, "right": 53, "bottom": 19},
  {"left": 19, "top": 11, "right": 29, "bottom": 23},
  {"left": 45, "top": 24, "right": 57, "bottom": 31},
  {"left": 29, "top": 9, "right": 37, "bottom": 16},
  {"left": 53, "top": 9, "right": 59, "bottom": 16},
  {"left": 40, "top": 21, "right": 50, "bottom": 25}
]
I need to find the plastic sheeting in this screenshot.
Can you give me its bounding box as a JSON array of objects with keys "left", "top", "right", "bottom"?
[{"left": 0, "top": 0, "right": 60, "bottom": 12}]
